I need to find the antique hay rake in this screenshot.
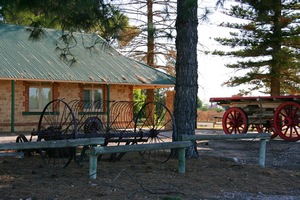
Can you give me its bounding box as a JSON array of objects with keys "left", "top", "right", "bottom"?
[{"left": 16, "top": 99, "right": 177, "bottom": 168}]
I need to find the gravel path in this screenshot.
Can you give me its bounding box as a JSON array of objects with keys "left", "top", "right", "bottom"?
[{"left": 196, "top": 129, "right": 300, "bottom": 170}]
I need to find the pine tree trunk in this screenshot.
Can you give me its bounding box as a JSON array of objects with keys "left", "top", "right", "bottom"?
[
  {"left": 270, "top": 0, "right": 282, "bottom": 96},
  {"left": 146, "top": 0, "right": 155, "bottom": 103},
  {"left": 174, "top": 0, "right": 198, "bottom": 158}
]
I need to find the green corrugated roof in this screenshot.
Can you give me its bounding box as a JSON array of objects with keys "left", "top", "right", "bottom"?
[{"left": 0, "top": 24, "right": 175, "bottom": 87}]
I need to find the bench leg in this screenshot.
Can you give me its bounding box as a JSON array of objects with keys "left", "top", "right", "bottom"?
[
  {"left": 259, "top": 139, "right": 267, "bottom": 167},
  {"left": 89, "top": 154, "right": 97, "bottom": 179},
  {"left": 178, "top": 148, "right": 186, "bottom": 173}
]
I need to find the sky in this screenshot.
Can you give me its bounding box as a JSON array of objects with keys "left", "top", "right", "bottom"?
[
  {"left": 197, "top": 1, "right": 263, "bottom": 104},
  {"left": 197, "top": 5, "right": 241, "bottom": 103},
  {"left": 120, "top": 0, "right": 263, "bottom": 104}
]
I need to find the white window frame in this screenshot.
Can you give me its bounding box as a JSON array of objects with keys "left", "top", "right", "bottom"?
[
  {"left": 83, "top": 86, "right": 103, "bottom": 112},
  {"left": 29, "top": 84, "right": 52, "bottom": 112}
]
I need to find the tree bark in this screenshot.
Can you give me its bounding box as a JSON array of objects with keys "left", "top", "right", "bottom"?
[
  {"left": 146, "top": 0, "right": 155, "bottom": 103},
  {"left": 174, "top": 0, "right": 198, "bottom": 158},
  {"left": 270, "top": 0, "right": 282, "bottom": 96}
]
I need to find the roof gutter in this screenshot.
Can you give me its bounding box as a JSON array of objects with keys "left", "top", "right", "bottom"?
[{"left": 0, "top": 78, "right": 175, "bottom": 88}]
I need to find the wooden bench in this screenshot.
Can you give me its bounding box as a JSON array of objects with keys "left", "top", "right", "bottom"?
[
  {"left": 88, "top": 141, "right": 193, "bottom": 179},
  {"left": 0, "top": 138, "right": 192, "bottom": 179},
  {"left": 0, "top": 133, "right": 272, "bottom": 179},
  {"left": 179, "top": 132, "right": 271, "bottom": 167},
  {"left": 213, "top": 116, "right": 223, "bottom": 128}
]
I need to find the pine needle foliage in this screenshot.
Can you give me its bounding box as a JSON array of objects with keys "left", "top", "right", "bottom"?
[{"left": 212, "top": 0, "right": 300, "bottom": 96}]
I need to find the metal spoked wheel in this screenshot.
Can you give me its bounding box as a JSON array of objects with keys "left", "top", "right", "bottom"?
[
  {"left": 134, "top": 102, "right": 177, "bottom": 163},
  {"left": 37, "top": 99, "right": 78, "bottom": 168},
  {"left": 16, "top": 134, "right": 32, "bottom": 156},
  {"left": 222, "top": 107, "right": 248, "bottom": 134},
  {"left": 16, "top": 134, "right": 29, "bottom": 143},
  {"left": 273, "top": 101, "right": 300, "bottom": 141}
]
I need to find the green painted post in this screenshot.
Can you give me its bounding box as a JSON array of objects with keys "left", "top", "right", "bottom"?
[
  {"left": 88, "top": 141, "right": 191, "bottom": 179},
  {"left": 178, "top": 148, "right": 186, "bottom": 173},
  {"left": 259, "top": 138, "right": 267, "bottom": 167},
  {"left": 180, "top": 133, "right": 270, "bottom": 167},
  {"left": 89, "top": 154, "right": 97, "bottom": 179},
  {"left": 106, "top": 84, "right": 110, "bottom": 131},
  {"left": 11, "top": 80, "right": 15, "bottom": 133}
]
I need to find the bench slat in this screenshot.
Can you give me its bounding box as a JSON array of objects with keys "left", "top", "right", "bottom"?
[
  {"left": 90, "top": 141, "right": 192, "bottom": 155},
  {"left": 179, "top": 132, "right": 271, "bottom": 141},
  {"left": 0, "top": 138, "right": 105, "bottom": 151}
]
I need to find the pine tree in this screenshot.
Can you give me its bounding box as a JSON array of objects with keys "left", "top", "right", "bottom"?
[
  {"left": 0, "top": 0, "right": 137, "bottom": 64},
  {"left": 0, "top": 0, "right": 133, "bottom": 42},
  {"left": 212, "top": 0, "right": 300, "bottom": 96},
  {"left": 115, "top": 0, "right": 177, "bottom": 70}
]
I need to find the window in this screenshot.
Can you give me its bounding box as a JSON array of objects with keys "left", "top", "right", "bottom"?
[
  {"left": 29, "top": 85, "right": 52, "bottom": 111},
  {"left": 83, "top": 87, "right": 103, "bottom": 111}
]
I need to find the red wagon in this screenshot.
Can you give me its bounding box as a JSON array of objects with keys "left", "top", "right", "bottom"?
[{"left": 209, "top": 95, "right": 300, "bottom": 141}]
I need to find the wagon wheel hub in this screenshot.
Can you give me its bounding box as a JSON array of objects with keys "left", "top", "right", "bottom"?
[
  {"left": 229, "top": 120, "right": 236, "bottom": 127},
  {"left": 284, "top": 116, "right": 298, "bottom": 126},
  {"left": 284, "top": 117, "right": 292, "bottom": 126},
  {"left": 149, "top": 128, "right": 159, "bottom": 138},
  {"left": 229, "top": 119, "right": 242, "bottom": 128}
]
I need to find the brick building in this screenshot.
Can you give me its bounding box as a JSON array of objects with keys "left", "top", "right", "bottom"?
[{"left": 0, "top": 24, "right": 175, "bottom": 133}]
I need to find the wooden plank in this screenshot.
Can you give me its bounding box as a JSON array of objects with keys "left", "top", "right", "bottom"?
[
  {"left": 0, "top": 152, "right": 24, "bottom": 157},
  {"left": 179, "top": 133, "right": 271, "bottom": 141},
  {"left": 210, "top": 96, "right": 300, "bottom": 107},
  {"left": 90, "top": 141, "right": 192, "bottom": 155},
  {"left": 107, "top": 138, "right": 148, "bottom": 143},
  {"left": 226, "top": 101, "right": 281, "bottom": 109},
  {"left": 249, "top": 113, "right": 274, "bottom": 118},
  {"left": 0, "top": 138, "right": 105, "bottom": 151},
  {"left": 210, "top": 95, "right": 300, "bottom": 102}
]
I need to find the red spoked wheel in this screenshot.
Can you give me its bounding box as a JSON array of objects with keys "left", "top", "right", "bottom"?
[
  {"left": 264, "top": 120, "right": 279, "bottom": 139},
  {"left": 255, "top": 120, "right": 278, "bottom": 139},
  {"left": 222, "top": 107, "right": 248, "bottom": 134},
  {"left": 273, "top": 101, "right": 300, "bottom": 141}
]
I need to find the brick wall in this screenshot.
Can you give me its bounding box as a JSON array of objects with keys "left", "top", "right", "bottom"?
[
  {"left": 59, "top": 82, "right": 80, "bottom": 103},
  {"left": 0, "top": 80, "right": 11, "bottom": 132},
  {"left": 165, "top": 90, "right": 175, "bottom": 130},
  {"left": 110, "top": 85, "right": 133, "bottom": 101},
  {"left": 0, "top": 80, "right": 134, "bottom": 133}
]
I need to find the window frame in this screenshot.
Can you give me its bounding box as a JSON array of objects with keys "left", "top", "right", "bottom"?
[
  {"left": 28, "top": 83, "right": 52, "bottom": 112},
  {"left": 83, "top": 85, "right": 104, "bottom": 112}
]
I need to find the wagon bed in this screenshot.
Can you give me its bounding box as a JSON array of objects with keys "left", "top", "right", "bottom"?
[
  {"left": 210, "top": 95, "right": 300, "bottom": 106},
  {"left": 210, "top": 95, "right": 300, "bottom": 141}
]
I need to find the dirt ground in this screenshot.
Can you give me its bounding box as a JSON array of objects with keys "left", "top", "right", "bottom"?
[{"left": 0, "top": 130, "right": 299, "bottom": 200}]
